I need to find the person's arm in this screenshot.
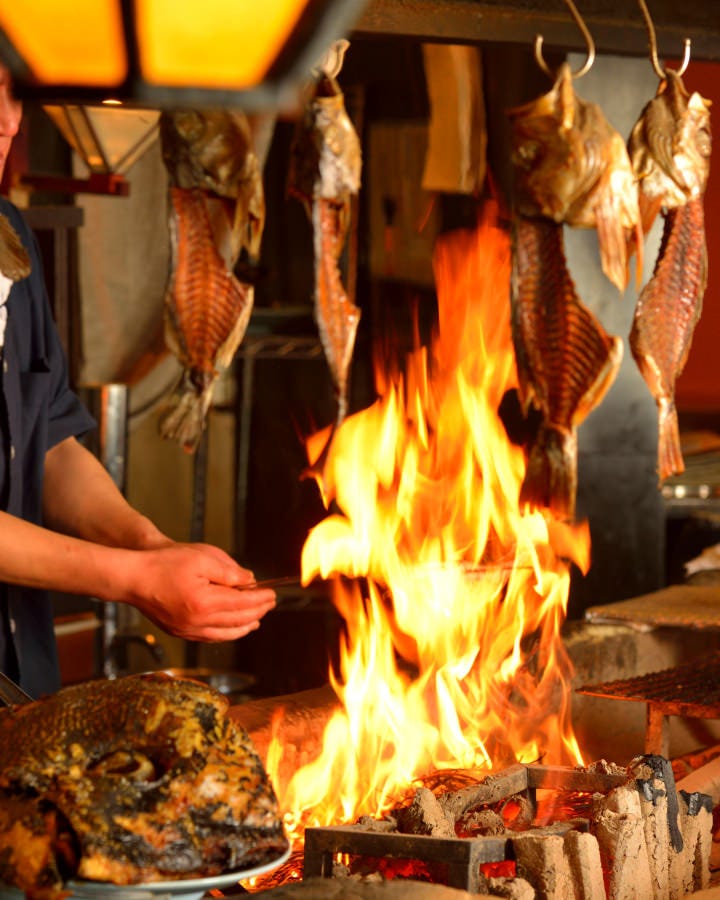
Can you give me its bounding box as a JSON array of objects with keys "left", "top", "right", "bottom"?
[{"left": 33, "top": 436, "right": 276, "bottom": 641}]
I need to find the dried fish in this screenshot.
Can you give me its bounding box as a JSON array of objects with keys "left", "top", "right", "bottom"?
[
  {"left": 507, "top": 62, "right": 630, "bottom": 520},
  {"left": 288, "top": 41, "right": 362, "bottom": 432},
  {"left": 512, "top": 215, "right": 623, "bottom": 520},
  {"left": 0, "top": 213, "right": 30, "bottom": 281},
  {"left": 159, "top": 110, "right": 265, "bottom": 451},
  {"left": 628, "top": 70, "right": 711, "bottom": 482},
  {"left": 509, "top": 62, "right": 640, "bottom": 293}
]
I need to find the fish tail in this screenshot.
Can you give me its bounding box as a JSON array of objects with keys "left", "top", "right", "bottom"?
[
  {"left": 159, "top": 374, "right": 215, "bottom": 453},
  {"left": 520, "top": 423, "right": 578, "bottom": 521},
  {"left": 657, "top": 396, "right": 684, "bottom": 482}
]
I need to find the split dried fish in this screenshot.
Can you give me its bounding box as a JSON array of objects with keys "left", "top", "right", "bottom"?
[
  {"left": 507, "top": 63, "right": 631, "bottom": 520},
  {"left": 0, "top": 673, "right": 288, "bottom": 897},
  {"left": 0, "top": 213, "right": 30, "bottom": 281},
  {"left": 628, "top": 70, "right": 711, "bottom": 482},
  {"left": 509, "top": 62, "right": 640, "bottom": 293},
  {"left": 159, "top": 110, "right": 265, "bottom": 452},
  {"left": 512, "top": 215, "right": 623, "bottom": 520},
  {"left": 288, "top": 41, "right": 362, "bottom": 434}
]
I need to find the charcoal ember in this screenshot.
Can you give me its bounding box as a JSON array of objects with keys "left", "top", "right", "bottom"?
[
  {"left": 500, "top": 795, "right": 534, "bottom": 829},
  {"left": 395, "top": 787, "right": 455, "bottom": 838},
  {"left": 456, "top": 808, "right": 505, "bottom": 837}
]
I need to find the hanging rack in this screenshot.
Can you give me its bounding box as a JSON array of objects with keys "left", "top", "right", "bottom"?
[
  {"left": 637, "top": 0, "right": 691, "bottom": 79},
  {"left": 534, "top": 0, "right": 596, "bottom": 79}
]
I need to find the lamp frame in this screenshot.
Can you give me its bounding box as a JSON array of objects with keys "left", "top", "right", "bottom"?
[{"left": 0, "top": 0, "right": 368, "bottom": 109}]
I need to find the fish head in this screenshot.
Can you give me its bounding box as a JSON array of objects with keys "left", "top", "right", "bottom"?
[
  {"left": 628, "top": 71, "right": 712, "bottom": 207},
  {"left": 508, "top": 64, "right": 606, "bottom": 221}
]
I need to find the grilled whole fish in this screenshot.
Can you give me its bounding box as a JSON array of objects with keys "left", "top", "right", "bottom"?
[
  {"left": 508, "top": 62, "right": 640, "bottom": 293},
  {"left": 0, "top": 673, "right": 288, "bottom": 897},
  {"left": 512, "top": 215, "right": 623, "bottom": 520},
  {"left": 159, "top": 110, "right": 265, "bottom": 452},
  {"left": 288, "top": 45, "right": 362, "bottom": 432},
  {"left": 628, "top": 72, "right": 711, "bottom": 482}
]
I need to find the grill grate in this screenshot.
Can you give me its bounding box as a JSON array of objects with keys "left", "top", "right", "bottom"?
[{"left": 577, "top": 651, "right": 720, "bottom": 756}]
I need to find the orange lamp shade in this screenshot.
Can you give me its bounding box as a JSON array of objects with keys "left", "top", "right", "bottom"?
[
  {"left": 0, "top": 0, "right": 127, "bottom": 86},
  {"left": 136, "top": 0, "right": 309, "bottom": 89}
]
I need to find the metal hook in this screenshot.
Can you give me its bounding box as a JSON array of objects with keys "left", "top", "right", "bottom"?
[
  {"left": 637, "top": 0, "right": 691, "bottom": 79},
  {"left": 534, "top": 0, "right": 596, "bottom": 80}
]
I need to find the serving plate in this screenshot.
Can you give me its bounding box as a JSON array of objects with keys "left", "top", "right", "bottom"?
[{"left": 0, "top": 845, "right": 291, "bottom": 900}]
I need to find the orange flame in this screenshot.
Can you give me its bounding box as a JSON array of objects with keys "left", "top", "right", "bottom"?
[{"left": 270, "top": 200, "right": 588, "bottom": 836}]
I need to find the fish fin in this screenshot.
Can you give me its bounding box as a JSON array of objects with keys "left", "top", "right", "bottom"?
[
  {"left": 657, "top": 396, "right": 684, "bottom": 482},
  {"left": 594, "top": 184, "right": 631, "bottom": 293},
  {"left": 520, "top": 424, "right": 578, "bottom": 521},
  {"left": 215, "top": 283, "right": 254, "bottom": 371},
  {"left": 159, "top": 375, "right": 216, "bottom": 453}
]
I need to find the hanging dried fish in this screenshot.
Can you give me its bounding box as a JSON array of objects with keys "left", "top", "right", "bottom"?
[
  {"left": 628, "top": 67, "right": 711, "bottom": 482},
  {"left": 159, "top": 109, "right": 265, "bottom": 452},
  {"left": 508, "top": 57, "right": 632, "bottom": 520},
  {"left": 288, "top": 40, "right": 362, "bottom": 436}
]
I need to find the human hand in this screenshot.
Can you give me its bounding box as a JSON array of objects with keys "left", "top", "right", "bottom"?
[{"left": 120, "top": 543, "right": 276, "bottom": 641}]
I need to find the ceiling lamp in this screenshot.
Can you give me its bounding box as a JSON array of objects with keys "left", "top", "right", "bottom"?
[{"left": 0, "top": 0, "right": 367, "bottom": 109}]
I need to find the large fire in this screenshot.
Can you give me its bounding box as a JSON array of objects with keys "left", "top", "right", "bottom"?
[{"left": 268, "top": 199, "right": 590, "bottom": 839}]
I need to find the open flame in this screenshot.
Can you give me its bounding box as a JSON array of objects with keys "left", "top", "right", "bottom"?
[{"left": 269, "top": 199, "right": 590, "bottom": 838}]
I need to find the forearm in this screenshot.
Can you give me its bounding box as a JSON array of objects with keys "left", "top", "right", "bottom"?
[
  {"left": 42, "top": 437, "right": 170, "bottom": 550},
  {"left": 0, "top": 510, "right": 138, "bottom": 601}
]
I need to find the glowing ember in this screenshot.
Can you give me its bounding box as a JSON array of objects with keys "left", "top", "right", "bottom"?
[{"left": 268, "top": 199, "right": 590, "bottom": 841}]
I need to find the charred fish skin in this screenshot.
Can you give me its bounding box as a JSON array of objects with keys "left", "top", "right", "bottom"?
[
  {"left": 0, "top": 673, "right": 288, "bottom": 894},
  {"left": 288, "top": 63, "right": 362, "bottom": 430},
  {"left": 159, "top": 110, "right": 265, "bottom": 452},
  {"left": 627, "top": 71, "right": 711, "bottom": 482},
  {"left": 512, "top": 215, "right": 623, "bottom": 520},
  {"left": 508, "top": 62, "right": 640, "bottom": 293},
  {"left": 630, "top": 198, "right": 707, "bottom": 481}
]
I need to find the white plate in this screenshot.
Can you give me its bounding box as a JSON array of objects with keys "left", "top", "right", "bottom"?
[{"left": 0, "top": 845, "right": 292, "bottom": 900}]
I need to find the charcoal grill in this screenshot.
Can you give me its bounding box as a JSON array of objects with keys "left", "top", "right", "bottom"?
[
  {"left": 303, "top": 763, "right": 627, "bottom": 891},
  {"left": 577, "top": 651, "right": 720, "bottom": 757}
]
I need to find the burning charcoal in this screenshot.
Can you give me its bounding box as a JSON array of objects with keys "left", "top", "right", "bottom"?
[
  {"left": 395, "top": 787, "right": 456, "bottom": 838},
  {"left": 500, "top": 795, "right": 534, "bottom": 830},
  {"left": 480, "top": 874, "right": 535, "bottom": 899},
  {"left": 456, "top": 808, "right": 505, "bottom": 837},
  {"left": 511, "top": 833, "right": 574, "bottom": 898},
  {"left": 668, "top": 790, "right": 713, "bottom": 897}
]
